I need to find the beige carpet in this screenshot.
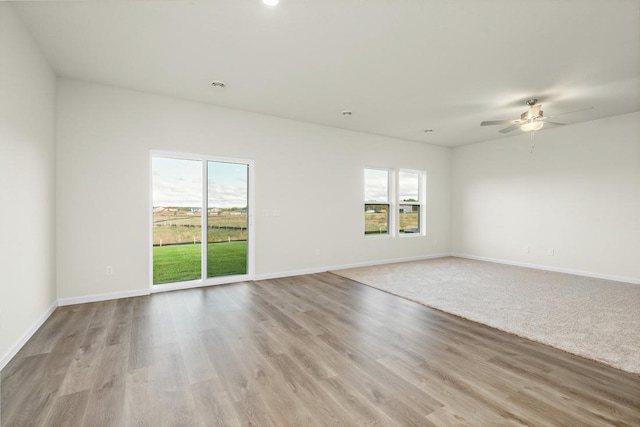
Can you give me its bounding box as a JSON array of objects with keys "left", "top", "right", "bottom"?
[{"left": 332, "top": 257, "right": 640, "bottom": 374}]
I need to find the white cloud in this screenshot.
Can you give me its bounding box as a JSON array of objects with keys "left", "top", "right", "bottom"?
[{"left": 152, "top": 157, "right": 247, "bottom": 208}]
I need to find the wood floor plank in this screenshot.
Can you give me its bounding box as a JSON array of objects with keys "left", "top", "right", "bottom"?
[
  {"left": 2, "top": 272, "right": 639, "bottom": 426},
  {"left": 425, "top": 407, "right": 477, "bottom": 426},
  {"left": 80, "top": 343, "right": 127, "bottom": 427},
  {"left": 228, "top": 336, "right": 321, "bottom": 427},
  {"left": 258, "top": 320, "right": 337, "bottom": 381},
  {"left": 376, "top": 355, "right": 526, "bottom": 426},
  {"left": 105, "top": 297, "right": 134, "bottom": 347},
  {"left": 57, "top": 326, "right": 108, "bottom": 395},
  {"left": 200, "top": 328, "right": 251, "bottom": 404},
  {"left": 487, "top": 354, "right": 640, "bottom": 423},
  {"left": 41, "top": 390, "right": 90, "bottom": 427},
  {"left": 190, "top": 378, "right": 242, "bottom": 427},
  {"left": 151, "top": 340, "right": 204, "bottom": 427},
  {"left": 320, "top": 374, "right": 404, "bottom": 427},
  {"left": 123, "top": 367, "right": 161, "bottom": 427},
  {"left": 15, "top": 306, "right": 94, "bottom": 359},
  {"left": 1, "top": 354, "right": 64, "bottom": 427},
  {"left": 266, "top": 353, "right": 356, "bottom": 426}
]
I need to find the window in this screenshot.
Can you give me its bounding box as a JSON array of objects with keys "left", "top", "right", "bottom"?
[
  {"left": 364, "top": 168, "right": 425, "bottom": 237},
  {"left": 398, "top": 170, "right": 423, "bottom": 234},
  {"left": 364, "top": 168, "right": 391, "bottom": 236}
]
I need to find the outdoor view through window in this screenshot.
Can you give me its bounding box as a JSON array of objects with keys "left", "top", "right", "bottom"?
[
  {"left": 364, "top": 168, "right": 423, "bottom": 236},
  {"left": 398, "top": 170, "right": 421, "bottom": 234},
  {"left": 152, "top": 156, "right": 248, "bottom": 285},
  {"left": 364, "top": 168, "right": 390, "bottom": 235}
]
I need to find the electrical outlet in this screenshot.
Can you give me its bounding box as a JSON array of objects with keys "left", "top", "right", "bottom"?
[
  {"left": 524, "top": 246, "right": 530, "bottom": 253},
  {"left": 106, "top": 266, "right": 114, "bottom": 276},
  {"left": 547, "top": 249, "right": 554, "bottom": 256}
]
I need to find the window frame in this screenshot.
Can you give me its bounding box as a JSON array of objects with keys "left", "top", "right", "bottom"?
[
  {"left": 397, "top": 168, "right": 426, "bottom": 237},
  {"left": 364, "top": 167, "right": 395, "bottom": 238},
  {"left": 363, "top": 167, "right": 426, "bottom": 238}
]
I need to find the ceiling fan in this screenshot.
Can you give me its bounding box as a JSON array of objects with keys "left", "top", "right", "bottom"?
[{"left": 480, "top": 99, "right": 593, "bottom": 134}]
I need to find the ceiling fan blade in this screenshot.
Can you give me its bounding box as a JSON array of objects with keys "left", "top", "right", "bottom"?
[
  {"left": 481, "top": 119, "right": 518, "bottom": 126},
  {"left": 544, "top": 121, "right": 566, "bottom": 127},
  {"left": 545, "top": 106, "right": 594, "bottom": 119},
  {"left": 499, "top": 124, "right": 520, "bottom": 134}
]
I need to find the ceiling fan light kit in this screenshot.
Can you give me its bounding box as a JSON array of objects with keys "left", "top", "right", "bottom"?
[
  {"left": 479, "top": 98, "right": 585, "bottom": 134},
  {"left": 519, "top": 100, "right": 544, "bottom": 132},
  {"left": 520, "top": 121, "right": 544, "bottom": 132}
]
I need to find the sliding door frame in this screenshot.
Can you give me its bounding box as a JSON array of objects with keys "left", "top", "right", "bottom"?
[{"left": 149, "top": 150, "right": 255, "bottom": 293}]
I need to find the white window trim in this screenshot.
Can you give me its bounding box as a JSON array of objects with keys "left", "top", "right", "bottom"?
[
  {"left": 364, "top": 167, "right": 395, "bottom": 238},
  {"left": 149, "top": 150, "right": 255, "bottom": 293},
  {"left": 397, "top": 168, "right": 426, "bottom": 238},
  {"left": 364, "top": 167, "right": 426, "bottom": 239}
]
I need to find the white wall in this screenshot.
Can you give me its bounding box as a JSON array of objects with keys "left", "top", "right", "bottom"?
[
  {"left": 0, "top": 4, "right": 57, "bottom": 369},
  {"left": 452, "top": 112, "right": 640, "bottom": 282},
  {"left": 56, "top": 80, "right": 451, "bottom": 300}
]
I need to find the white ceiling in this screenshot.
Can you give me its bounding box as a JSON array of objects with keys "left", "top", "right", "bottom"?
[{"left": 13, "top": 0, "right": 640, "bottom": 147}]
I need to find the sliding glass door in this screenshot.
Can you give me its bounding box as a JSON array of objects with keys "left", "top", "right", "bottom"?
[
  {"left": 206, "top": 161, "right": 248, "bottom": 278},
  {"left": 151, "top": 153, "right": 252, "bottom": 286},
  {"left": 152, "top": 157, "right": 203, "bottom": 284}
]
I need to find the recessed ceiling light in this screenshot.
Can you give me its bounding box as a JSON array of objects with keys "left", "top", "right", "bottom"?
[
  {"left": 211, "top": 80, "right": 226, "bottom": 88},
  {"left": 342, "top": 110, "right": 353, "bottom": 116},
  {"left": 263, "top": 0, "right": 279, "bottom": 6}
]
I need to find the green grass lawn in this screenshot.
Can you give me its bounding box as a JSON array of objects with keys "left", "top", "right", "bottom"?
[{"left": 153, "top": 241, "right": 247, "bottom": 285}]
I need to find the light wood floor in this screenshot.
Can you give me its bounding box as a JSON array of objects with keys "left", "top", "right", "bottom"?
[{"left": 2, "top": 273, "right": 639, "bottom": 426}]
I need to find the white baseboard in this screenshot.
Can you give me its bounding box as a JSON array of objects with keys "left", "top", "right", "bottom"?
[
  {"left": 57, "top": 288, "right": 150, "bottom": 306},
  {"left": 452, "top": 253, "right": 640, "bottom": 285},
  {"left": 0, "top": 300, "right": 58, "bottom": 372},
  {"left": 255, "top": 253, "right": 452, "bottom": 281},
  {"left": 328, "top": 252, "right": 452, "bottom": 273},
  {"left": 150, "top": 274, "right": 253, "bottom": 293},
  {"left": 53, "top": 253, "right": 451, "bottom": 305}
]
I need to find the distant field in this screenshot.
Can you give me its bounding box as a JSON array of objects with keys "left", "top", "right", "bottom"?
[
  {"left": 153, "top": 212, "right": 248, "bottom": 245},
  {"left": 153, "top": 241, "right": 247, "bottom": 285},
  {"left": 365, "top": 212, "right": 419, "bottom": 234}
]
